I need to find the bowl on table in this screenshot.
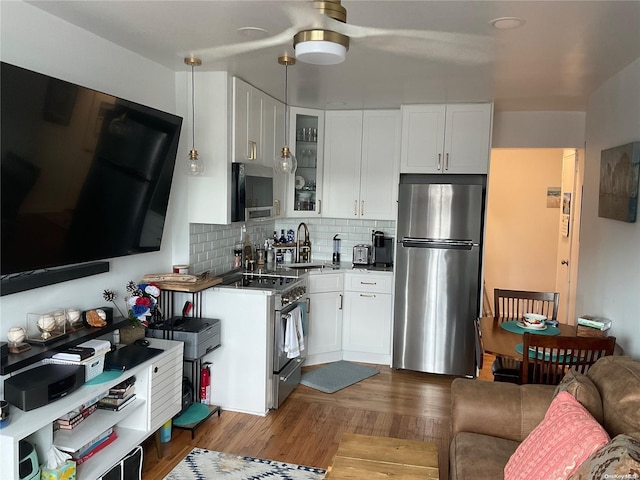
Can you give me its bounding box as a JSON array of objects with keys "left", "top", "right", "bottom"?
[{"left": 523, "top": 313, "right": 547, "bottom": 328}]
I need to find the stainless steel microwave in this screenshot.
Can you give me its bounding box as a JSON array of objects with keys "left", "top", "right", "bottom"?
[{"left": 231, "top": 162, "right": 274, "bottom": 222}]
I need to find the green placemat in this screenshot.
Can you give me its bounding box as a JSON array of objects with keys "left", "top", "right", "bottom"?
[
  {"left": 516, "top": 343, "right": 572, "bottom": 362},
  {"left": 501, "top": 321, "right": 560, "bottom": 336},
  {"left": 85, "top": 370, "right": 123, "bottom": 385}
]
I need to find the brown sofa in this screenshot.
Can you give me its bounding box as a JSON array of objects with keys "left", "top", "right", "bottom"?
[{"left": 449, "top": 355, "right": 640, "bottom": 480}]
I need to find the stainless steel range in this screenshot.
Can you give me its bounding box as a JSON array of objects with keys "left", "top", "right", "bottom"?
[{"left": 220, "top": 269, "right": 308, "bottom": 409}]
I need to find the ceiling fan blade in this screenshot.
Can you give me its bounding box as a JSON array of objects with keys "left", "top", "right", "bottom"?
[
  {"left": 189, "top": 26, "right": 298, "bottom": 62},
  {"left": 319, "top": 17, "right": 494, "bottom": 65},
  {"left": 187, "top": 2, "right": 319, "bottom": 62}
]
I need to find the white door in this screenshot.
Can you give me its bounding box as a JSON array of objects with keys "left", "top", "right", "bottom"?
[
  {"left": 555, "top": 149, "right": 582, "bottom": 324},
  {"left": 444, "top": 104, "right": 492, "bottom": 174},
  {"left": 322, "top": 111, "right": 363, "bottom": 218},
  {"left": 360, "top": 110, "right": 401, "bottom": 220}
]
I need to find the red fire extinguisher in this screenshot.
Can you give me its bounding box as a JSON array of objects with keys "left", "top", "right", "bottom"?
[{"left": 200, "top": 363, "right": 211, "bottom": 404}]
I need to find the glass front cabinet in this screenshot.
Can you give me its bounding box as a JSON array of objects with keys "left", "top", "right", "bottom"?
[{"left": 286, "top": 107, "right": 324, "bottom": 217}]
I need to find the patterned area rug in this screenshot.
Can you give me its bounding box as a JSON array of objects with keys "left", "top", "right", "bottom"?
[
  {"left": 164, "top": 448, "right": 326, "bottom": 480},
  {"left": 301, "top": 360, "right": 379, "bottom": 393}
]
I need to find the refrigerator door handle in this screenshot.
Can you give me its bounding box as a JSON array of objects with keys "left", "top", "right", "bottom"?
[{"left": 401, "top": 237, "right": 476, "bottom": 250}]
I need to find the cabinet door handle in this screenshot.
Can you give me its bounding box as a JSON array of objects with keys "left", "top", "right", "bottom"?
[
  {"left": 252, "top": 141, "right": 257, "bottom": 161},
  {"left": 361, "top": 201, "right": 364, "bottom": 216},
  {"left": 445, "top": 153, "right": 449, "bottom": 171},
  {"left": 317, "top": 199, "right": 322, "bottom": 214},
  {"left": 339, "top": 294, "right": 343, "bottom": 310},
  {"left": 306, "top": 297, "right": 311, "bottom": 313},
  {"left": 247, "top": 141, "right": 253, "bottom": 160},
  {"left": 274, "top": 199, "right": 281, "bottom": 216},
  {"left": 437, "top": 153, "right": 442, "bottom": 170},
  {"left": 360, "top": 293, "right": 376, "bottom": 298},
  {"left": 354, "top": 200, "right": 358, "bottom": 216},
  {"left": 360, "top": 281, "right": 377, "bottom": 285}
]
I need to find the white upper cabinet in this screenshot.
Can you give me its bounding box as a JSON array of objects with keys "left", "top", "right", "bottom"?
[
  {"left": 400, "top": 103, "right": 492, "bottom": 174},
  {"left": 323, "top": 110, "right": 400, "bottom": 220},
  {"left": 232, "top": 77, "right": 260, "bottom": 163},
  {"left": 232, "top": 77, "right": 283, "bottom": 168}
]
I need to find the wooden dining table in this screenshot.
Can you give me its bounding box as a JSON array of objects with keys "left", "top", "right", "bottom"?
[{"left": 479, "top": 316, "right": 580, "bottom": 361}]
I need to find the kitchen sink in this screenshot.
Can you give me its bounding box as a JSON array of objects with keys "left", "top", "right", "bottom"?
[{"left": 284, "top": 263, "right": 326, "bottom": 270}]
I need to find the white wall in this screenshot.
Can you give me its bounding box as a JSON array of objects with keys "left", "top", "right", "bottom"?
[
  {"left": 577, "top": 57, "right": 640, "bottom": 359},
  {"left": 493, "top": 111, "right": 586, "bottom": 148},
  {"left": 0, "top": 2, "right": 189, "bottom": 337},
  {"left": 484, "top": 149, "right": 563, "bottom": 312}
]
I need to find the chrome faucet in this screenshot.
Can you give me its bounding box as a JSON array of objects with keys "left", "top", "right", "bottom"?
[{"left": 296, "top": 222, "right": 311, "bottom": 263}]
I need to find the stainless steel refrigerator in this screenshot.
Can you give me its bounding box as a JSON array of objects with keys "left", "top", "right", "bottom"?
[{"left": 393, "top": 174, "right": 485, "bottom": 376}]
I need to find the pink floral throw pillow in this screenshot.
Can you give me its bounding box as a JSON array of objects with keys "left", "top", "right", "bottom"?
[{"left": 504, "top": 391, "right": 610, "bottom": 480}]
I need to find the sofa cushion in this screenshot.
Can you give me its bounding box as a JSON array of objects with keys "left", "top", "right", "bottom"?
[
  {"left": 567, "top": 433, "right": 640, "bottom": 480},
  {"left": 554, "top": 370, "right": 603, "bottom": 424},
  {"left": 450, "top": 432, "right": 518, "bottom": 480},
  {"left": 587, "top": 356, "right": 640, "bottom": 436},
  {"left": 504, "top": 391, "right": 610, "bottom": 480}
]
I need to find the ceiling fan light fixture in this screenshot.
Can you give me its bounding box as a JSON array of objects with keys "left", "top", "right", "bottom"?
[
  {"left": 294, "top": 30, "right": 349, "bottom": 65},
  {"left": 489, "top": 17, "right": 525, "bottom": 30}
]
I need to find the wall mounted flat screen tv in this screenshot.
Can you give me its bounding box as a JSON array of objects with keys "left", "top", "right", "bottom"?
[{"left": 1, "top": 62, "right": 183, "bottom": 278}]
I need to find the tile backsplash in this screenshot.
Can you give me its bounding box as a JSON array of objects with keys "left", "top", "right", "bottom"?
[{"left": 190, "top": 218, "right": 396, "bottom": 275}]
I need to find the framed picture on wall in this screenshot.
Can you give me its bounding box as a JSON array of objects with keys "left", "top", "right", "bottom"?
[{"left": 598, "top": 141, "right": 640, "bottom": 223}]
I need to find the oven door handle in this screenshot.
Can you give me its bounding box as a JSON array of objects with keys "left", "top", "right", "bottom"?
[{"left": 280, "top": 358, "right": 303, "bottom": 382}]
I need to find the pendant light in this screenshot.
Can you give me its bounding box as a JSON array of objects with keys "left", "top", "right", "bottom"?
[
  {"left": 274, "top": 55, "right": 297, "bottom": 175},
  {"left": 184, "top": 56, "right": 204, "bottom": 176}
]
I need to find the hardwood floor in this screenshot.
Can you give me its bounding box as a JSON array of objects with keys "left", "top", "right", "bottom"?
[{"left": 142, "top": 359, "right": 496, "bottom": 479}]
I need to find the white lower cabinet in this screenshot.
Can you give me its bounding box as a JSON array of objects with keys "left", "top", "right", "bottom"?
[
  {"left": 0, "top": 339, "right": 183, "bottom": 480},
  {"left": 305, "top": 271, "right": 393, "bottom": 366},
  {"left": 342, "top": 273, "right": 393, "bottom": 364},
  {"left": 306, "top": 273, "right": 343, "bottom": 365}
]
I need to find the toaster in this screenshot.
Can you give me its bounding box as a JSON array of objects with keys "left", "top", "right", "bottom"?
[{"left": 353, "top": 245, "right": 371, "bottom": 265}]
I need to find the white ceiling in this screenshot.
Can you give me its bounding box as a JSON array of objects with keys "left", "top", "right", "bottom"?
[{"left": 27, "top": 0, "right": 640, "bottom": 112}]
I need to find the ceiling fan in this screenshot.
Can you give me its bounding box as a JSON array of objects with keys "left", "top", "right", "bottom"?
[{"left": 191, "top": 0, "right": 492, "bottom": 67}]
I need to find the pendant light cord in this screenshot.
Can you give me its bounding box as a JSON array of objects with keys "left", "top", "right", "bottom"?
[
  {"left": 191, "top": 64, "right": 196, "bottom": 150},
  {"left": 284, "top": 63, "right": 289, "bottom": 146}
]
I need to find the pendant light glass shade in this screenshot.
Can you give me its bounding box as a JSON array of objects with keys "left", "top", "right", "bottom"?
[
  {"left": 185, "top": 57, "right": 204, "bottom": 176},
  {"left": 274, "top": 55, "right": 297, "bottom": 175},
  {"left": 274, "top": 145, "right": 297, "bottom": 175}
]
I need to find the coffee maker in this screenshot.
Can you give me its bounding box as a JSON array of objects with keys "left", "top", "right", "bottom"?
[{"left": 372, "top": 231, "right": 394, "bottom": 267}]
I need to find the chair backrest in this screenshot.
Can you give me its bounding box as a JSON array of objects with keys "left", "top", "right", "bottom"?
[
  {"left": 520, "top": 332, "right": 617, "bottom": 385},
  {"left": 494, "top": 289, "right": 559, "bottom": 321},
  {"left": 474, "top": 317, "right": 484, "bottom": 370}
]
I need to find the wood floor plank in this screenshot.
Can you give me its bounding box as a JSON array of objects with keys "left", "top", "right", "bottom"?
[{"left": 142, "top": 362, "right": 494, "bottom": 480}]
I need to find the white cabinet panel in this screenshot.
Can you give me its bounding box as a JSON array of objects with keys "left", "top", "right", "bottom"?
[
  {"left": 306, "top": 272, "right": 343, "bottom": 365},
  {"left": 323, "top": 110, "right": 400, "bottom": 220},
  {"left": 322, "top": 111, "right": 363, "bottom": 218},
  {"left": 401, "top": 103, "right": 492, "bottom": 174},
  {"left": 343, "top": 291, "right": 392, "bottom": 356},
  {"left": 400, "top": 105, "right": 445, "bottom": 173},
  {"left": 342, "top": 272, "right": 393, "bottom": 362},
  {"left": 359, "top": 110, "right": 401, "bottom": 219}
]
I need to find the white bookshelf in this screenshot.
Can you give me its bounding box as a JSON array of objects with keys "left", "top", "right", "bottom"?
[{"left": 0, "top": 339, "right": 183, "bottom": 479}]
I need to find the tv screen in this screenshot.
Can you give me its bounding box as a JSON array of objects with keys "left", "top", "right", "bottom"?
[{"left": 1, "top": 62, "right": 183, "bottom": 276}]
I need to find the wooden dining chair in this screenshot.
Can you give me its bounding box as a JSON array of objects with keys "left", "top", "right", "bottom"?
[
  {"left": 491, "top": 289, "right": 560, "bottom": 383},
  {"left": 520, "top": 332, "right": 616, "bottom": 385}
]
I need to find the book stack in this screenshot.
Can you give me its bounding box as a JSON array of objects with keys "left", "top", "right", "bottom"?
[
  {"left": 577, "top": 315, "right": 612, "bottom": 337},
  {"left": 55, "top": 402, "right": 98, "bottom": 431},
  {"left": 70, "top": 427, "right": 118, "bottom": 465},
  {"left": 97, "top": 376, "right": 136, "bottom": 412}
]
